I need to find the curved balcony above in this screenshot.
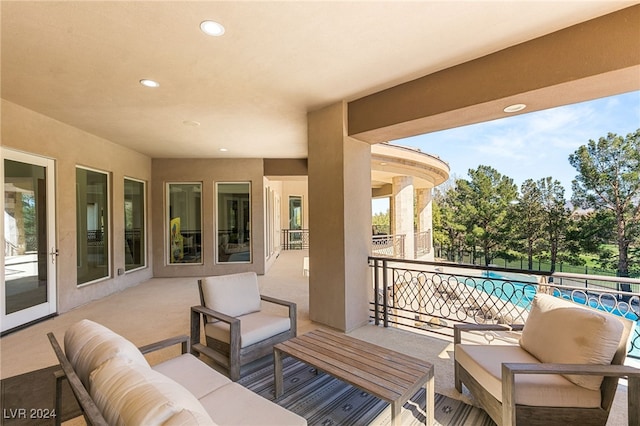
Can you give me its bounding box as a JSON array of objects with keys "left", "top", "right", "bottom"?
[{"left": 371, "top": 142, "right": 450, "bottom": 193}]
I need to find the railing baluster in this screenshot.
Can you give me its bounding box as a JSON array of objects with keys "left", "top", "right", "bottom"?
[
  {"left": 374, "top": 259, "right": 380, "bottom": 326},
  {"left": 382, "top": 259, "right": 389, "bottom": 328}
]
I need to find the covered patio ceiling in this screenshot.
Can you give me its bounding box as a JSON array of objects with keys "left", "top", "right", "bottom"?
[{"left": 2, "top": 2, "right": 638, "bottom": 159}]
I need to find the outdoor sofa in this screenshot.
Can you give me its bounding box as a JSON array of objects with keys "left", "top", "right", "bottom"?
[{"left": 48, "top": 319, "right": 306, "bottom": 425}]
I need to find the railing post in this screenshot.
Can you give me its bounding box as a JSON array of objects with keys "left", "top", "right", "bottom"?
[
  {"left": 585, "top": 266, "right": 589, "bottom": 288},
  {"left": 382, "top": 259, "right": 389, "bottom": 328},
  {"left": 374, "top": 259, "right": 380, "bottom": 326}
]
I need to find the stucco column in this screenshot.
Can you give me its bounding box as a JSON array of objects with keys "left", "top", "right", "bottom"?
[
  {"left": 392, "top": 176, "right": 414, "bottom": 259},
  {"left": 416, "top": 188, "right": 434, "bottom": 261},
  {"left": 308, "top": 101, "right": 371, "bottom": 332}
]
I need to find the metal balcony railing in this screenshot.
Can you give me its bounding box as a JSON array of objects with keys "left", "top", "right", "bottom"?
[
  {"left": 369, "top": 256, "right": 640, "bottom": 359},
  {"left": 414, "top": 230, "right": 431, "bottom": 258},
  {"left": 281, "top": 229, "right": 309, "bottom": 250},
  {"left": 372, "top": 234, "right": 405, "bottom": 259}
]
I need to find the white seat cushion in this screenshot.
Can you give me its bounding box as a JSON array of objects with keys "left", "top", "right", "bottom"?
[
  {"left": 199, "top": 382, "right": 307, "bottom": 426},
  {"left": 153, "top": 353, "right": 231, "bottom": 399},
  {"left": 164, "top": 409, "right": 217, "bottom": 426},
  {"left": 519, "top": 293, "right": 625, "bottom": 390},
  {"left": 205, "top": 311, "right": 291, "bottom": 348},
  {"left": 456, "top": 344, "right": 601, "bottom": 408},
  {"left": 90, "top": 357, "right": 215, "bottom": 425},
  {"left": 200, "top": 272, "right": 261, "bottom": 317},
  {"left": 63, "top": 319, "right": 149, "bottom": 388}
]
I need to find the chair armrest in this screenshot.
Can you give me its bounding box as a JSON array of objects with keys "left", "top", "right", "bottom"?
[
  {"left": 47, "top": 332, "right": 109, "bottom": 426},
  {"left": 138, "top": 335, "right": 190, "bottom": 355},
  {"left": 190, "top": 305, "right": 241, "bottom": 361},
  {"left": 190, "top": 305, "right": 243, "bottom": 371},
  {"left": 261, "top": 294, "right": 296, "bottom": 309},
  {"left": 260, "top": 296, "right": 297, "bottom": 336},
  {"left": 503, "top": 362, "right": 640, "bottom": 377},
  {"left": 191, "top": 304, "right": 240, "bottom": 325},
  {"left": 501, "top": 363, "right": 640, "bottom": 426},
  {"left": 453, "top": 323, "right": 523, "bottom": 344}
]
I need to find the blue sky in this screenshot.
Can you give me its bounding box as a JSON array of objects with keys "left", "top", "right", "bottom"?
[{"left": 373, "top": 90, "right": 640, "bottom": 214}]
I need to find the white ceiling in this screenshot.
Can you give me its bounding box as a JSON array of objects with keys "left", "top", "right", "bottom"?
[{"left": 2, "top": 1, "right": 636, "bottom": 159}]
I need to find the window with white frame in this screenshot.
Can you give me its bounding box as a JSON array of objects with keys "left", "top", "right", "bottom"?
[
  {"left": 124, "top": 178, "right": 146, "bottom": 271},
  {"left": 167, "top": 182, "right": 202, "bottom": 264},
  {"left": 217, "top": 182, "right": 251, "bottom": 263},
  {"left": 76, "top": 167, "right": 110, "bottom": 285}
]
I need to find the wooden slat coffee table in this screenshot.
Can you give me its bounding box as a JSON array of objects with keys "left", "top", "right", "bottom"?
[{"left": 273, "top": 328, "right": 434, "bottom": 426}]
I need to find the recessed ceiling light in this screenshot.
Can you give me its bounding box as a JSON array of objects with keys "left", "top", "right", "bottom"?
[
  {"left": 183, "top": 120, "right": 200, "bottom": 127},
  {"left": 139, "top": 79, "right": 160, "bottom": 88},
  {"left": 200, "top": 20, "right": 225, "bottom": 37},
  {"left": 219, "top": 148, "right": 229, "bottom": 152},
  {"left": 503, "top": 103, "right": 526, "bottom": 113}
]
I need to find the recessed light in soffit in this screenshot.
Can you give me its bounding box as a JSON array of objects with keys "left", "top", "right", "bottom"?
[
  {"left": 503, "top": 104, "right": 526, "bottom": 113},
  {"left": 200, "top": 20, "right": 225, "bottom": 37},
  {"left": 139, "top": 79, "right": 160, "bottom": 88}
]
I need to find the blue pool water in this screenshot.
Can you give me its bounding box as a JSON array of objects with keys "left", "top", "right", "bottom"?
[{"left": 476, "top": 271, "right": 537, "bottom": 308}]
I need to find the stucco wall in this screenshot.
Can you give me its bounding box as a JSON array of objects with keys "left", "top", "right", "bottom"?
[
  {"left": 1, "top": 100, "right": 153, "bottom": 313},
  {"left": 151, "top": 158, "right": 266, "bottom": 277},
  {"left": 308, "top": 102, "right": 371, "bottom": 332}
]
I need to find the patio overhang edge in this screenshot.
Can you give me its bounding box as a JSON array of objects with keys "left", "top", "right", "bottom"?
[{"left": 347, "top": 5, "right": 640, "bottom": 144}]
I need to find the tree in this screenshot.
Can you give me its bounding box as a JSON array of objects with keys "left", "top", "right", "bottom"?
[
  {"left": 513, "top": 179, "right": 545, "bottom": 270},
  {"left": 433, "top": 186, "right": 467, "bottom": 261},
  {"left": 455, "top": 165, "right": 518, "bottom": 265},
  {"left": 567, "top": 209, "right": 615, "bottom": 259},
  {"left": 372, "top": 210, "right": 390, "bottom": 235},
  {"left": 537, "top": 177, "right": 570, "bottom": 272},
  {"left": 569, "top": 130, "right": 640, "bottom": 280}
]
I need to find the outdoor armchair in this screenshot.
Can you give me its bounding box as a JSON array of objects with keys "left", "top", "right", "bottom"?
[
  {"left": 190, "top": 272, "right": 297, "bottom": 381},
  {"left": 454, "top": 293, "right": 639, "bottom": 426}
]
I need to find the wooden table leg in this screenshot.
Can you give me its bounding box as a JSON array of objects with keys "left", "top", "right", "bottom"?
[
  {"left": 273, "top": 348, "right": 284, "bottom": 398},
  {"left": 425, "top": 372, "right": 435, "bottom": 426},
  {"left": 391, "top": 400, "right": 401, "bottom": 426}
]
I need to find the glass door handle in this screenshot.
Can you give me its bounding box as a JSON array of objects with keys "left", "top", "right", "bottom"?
[{"left": 50, "top": 248, "right": 59, "bottom": 264}]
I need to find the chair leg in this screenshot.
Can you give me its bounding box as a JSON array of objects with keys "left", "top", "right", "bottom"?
[
  {"left": 229, "top": 321, "right": 241, "bottom": 381},
  {"left": 229, "top": 361, "right": 240, "bottom": 382},
  {"left": 454, "top": 361, "right": 462, "bottom": 392}
]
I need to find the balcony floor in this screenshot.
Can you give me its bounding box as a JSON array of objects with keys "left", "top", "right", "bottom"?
[{"left": 0, "top": 249, "right": 632, "bottom": 425}]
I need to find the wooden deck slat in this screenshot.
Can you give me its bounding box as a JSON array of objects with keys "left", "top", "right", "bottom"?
[
  {"left": 297, "top": 329, "right": 433, "bottom": 372},
  {"left": 292, "top": 334, "right": 421, "bottom": 386},
  {"left": 313, "top": 330, "right": 433, "bottom": 380},
  {"left": 300, "top": 330, "right": 431, "bottom": 378},
  {"left": 277, "top": 339, "right": 404, "bottom": 401},
  {"left": 315, "top": 329, "right": 433, "bottom": 370}
]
